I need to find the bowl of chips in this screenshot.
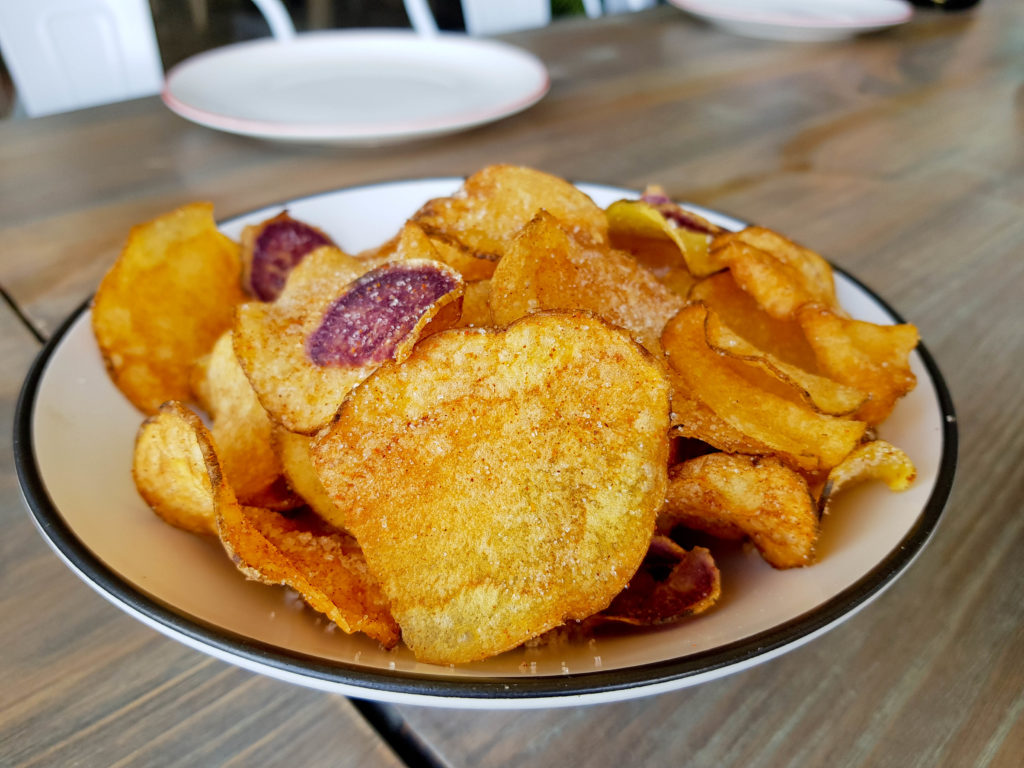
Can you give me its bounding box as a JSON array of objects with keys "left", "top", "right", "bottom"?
[{"left": 15, "top": 166, "right": 956, "bottom": 707}]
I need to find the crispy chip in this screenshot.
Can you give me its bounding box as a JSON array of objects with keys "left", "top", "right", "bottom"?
[
  {"left": 191, "top": 332, "right": 296, "bottom": 508},
  {"left": 797, "top": 304, "right": 919, "bottom": 426},
  {"left": 659, "top": 453, "right": 819, "bottom": 568},
  {"left": 312, "top": 310, "right": 670, "bottom": 664},
  {"left": 818, "top": 440, "right": 917, "bottom": 515},
  {"left": 92, "top": 203, "right": 245, "bottom": 414},
  {"left": 606, "top": 198, "right": 723, "bottom": 277},
  {"left": 662, "top": 303, "right": 866, "bottom": 472},
  {"left": 272, "top": 426, "right": 345, "bottom": 524},
  {"left": 454, "top": 279, "right": 495, "bottom": 328},
  {"left": 703, "top": 309, "right": 867, "bottom": 417},
  {"left": 240, "top": 211, "right": 334, "bottom": 301},
  {"left": 714, "top": 226, "right": 837, "bottom": 314},
  {"left": 411, "top": 164, "right": 609, "bottom": 280},
  {"left": 235, "top": 248, "right": 463, "bottom": 434},
  {"left": 132, "top": 401, "right": 221, "bottom": 535},
  {"left": 490, "top": 211, "right": 683, "bottom": 353},
  {"left": 598, "top": 537, "right": 720, "bottom": 625},
  {"left": 217, "top": 506, "right": 400, "bottom": 647},
  {"left": 689, "top": 271, "right": 820, "bottom": 371}
]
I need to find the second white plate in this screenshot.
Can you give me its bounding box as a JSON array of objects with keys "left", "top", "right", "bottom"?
[
  {"left": 162, "top": 31, "right": 550, "bottom": 144},
  {"left": 669, "top": 0, "right": 913, "bottom": 42}
]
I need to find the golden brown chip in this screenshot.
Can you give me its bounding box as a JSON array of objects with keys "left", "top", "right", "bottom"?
[
  {"left": 92, "top": 203, "right": 245, "bottom": 414},
  {"left": 797, "top": 304, "right": 919, "bottom": 426},
  {"left": 606, "top": 197, "right": 723, "bottom": 277},
  {"left": 454, "top": 280, "right": 494, "bottom": 328},
  {"left": 598, "top": 537, "right": 720, "bottom": 626},
  {"left": 240, "top": 211, "right": 334, "bottom": 301},
  {"left": 272, "top": 425, "right": 345, "bottom": 524},
  {"left": 662, "top": 303, "right": 867, "bottom": 472},
  {"left": 191, "top": 332, "right": 297, "bottom": 508},
  {"left": 312, "top": 310, "right": 671, "bottom": 664},
  {"left": 132, "top": 401, "right": 221, "bottom": 535},
  {"left": 217, "top": 506, "right": 400, "bottom": 647},
  {"left": 411, "top": 164, "right": 609, "bottom": 280},
  {"left": 659, "top": 453, "right": 819, "bottom": 569},
  {"left": 490, "top": 211, "right": 683, "bottom": 353},
  {"left": 818, "top": 440, "right": 917, "bottom": 515},
  {"left": 689, "top": 271, "right": 820, "bottom": 371},
  {"left": 703, "top": 309, "right": 867, "bottom": 417},
  {"left": 234, "top": 248, "right": 463, "bottom": 434}
]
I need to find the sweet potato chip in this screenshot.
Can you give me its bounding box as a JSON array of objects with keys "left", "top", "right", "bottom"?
[
  {"left": 132, "top": 401, "right": 221, "bottom": 535},
  {"left": 490, "top": 211, "right": 683, "bottom": 353},
  {"left": 217, "top": 506, "right": 400, "bottom": 647},
  {"left": 818, "top": 440, "right": 917, "bottom": 515},
  {"left": 191, "top": 332, "right": 296, "bottom": 508},
  {"left": 797, "top": 304, "right": 918, "bottom": 426},
  {"left": 598, "top": 537, "right": 720, "bottom": 626},
  {"left": 235, "top": 249, "right": 463, "bottom": 434},
  {"left": 662, "top": 303, "right": 866, "bottom": 472},
  {"left": 92, "top": 202, "right": 245, "bottom": 414},
  {"left": 240, "top": 211, "right": 334, "bottom": 301},
  {"left": 659, "top": 453, "right": 819, "bottom": 568},
  {"left": 312, "top": 310, "right": 670, "bottom": 664},
  {"left": 411, "top": 164, "right": 609, "bottom": 280}
]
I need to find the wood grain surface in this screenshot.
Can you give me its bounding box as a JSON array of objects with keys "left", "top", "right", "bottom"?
[{"left": 2, "top": 2, "right": 1022, "bottom": 767}]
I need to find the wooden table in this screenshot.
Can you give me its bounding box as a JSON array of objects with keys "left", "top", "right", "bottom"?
[{"left": 3, "top": 3, "right": 1022, "bottom": 766}]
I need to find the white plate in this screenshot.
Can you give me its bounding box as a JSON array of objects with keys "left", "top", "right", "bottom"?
[
  {"left": 15, "top": 179, "right": 956, "bottom": 708},
  {"left": 162, "top": 32, "right": 549, "bottom": 144},
  {"left": 668, "top": 0, "right": 912, "bottom": 42}
]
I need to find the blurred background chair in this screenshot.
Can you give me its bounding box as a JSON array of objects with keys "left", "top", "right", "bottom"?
[{"left": 0, "top": 0, "right": 658, "bottom": 118}]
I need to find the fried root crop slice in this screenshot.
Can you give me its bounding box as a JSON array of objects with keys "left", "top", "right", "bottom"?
[
  {"left": 217, "top": 506, "right": 400, "bottom": 647},
  {"left": 92, "top": 202, "right": 245, "bottom": 414},
  {"left": 598, "top": 536, "right": 720, "bottom": 626},
  {"left": 132, "top": 401, "right": 222, "bottom": 535},
  {"left": 662, "top": 303, "right": 866, "bottom": 473},
  {"left": 659, "top": 452, "right": 819, "bottom": 569},
  {"left": 234, "top": 248, "right": 463, "bottom": 434},
  {"left": 240, "top": 211, "right": 334, "bottom": 301},
  {"left": 191, "top": 332, "right": 296, "bottom": 509},
  {"left": 818, "top": 440, "right": 916, "bottom": 515},
  {"left": 312, "top": 310, "right": 671, "bottom": 665},
  {"left": 489, "top": 210, "right": 683, "bottom": 353},
  {"left": 411, "top": 164, "right": 609, "bottom": 280}
]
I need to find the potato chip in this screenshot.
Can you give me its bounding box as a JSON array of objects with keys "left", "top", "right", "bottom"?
[
  {"left": 454, "top": 279, "right": 494, "bottom": 328},
  {"left": 92, "top": 202, "right": 245, "bottom": 414},
  {"left": 703, "top": 309, "right": 867, "bottom": 417},
  {"left": 689, "top": 271, "right": 820, "bottom": 371},
  {"left": 606, "top": 197, "right": 723, "bottom": 277},
  {"left": 490, "top": 211, "right": 683, "bottom": 353},
  {"left": 714, "top": 226, "right": 837, "bottom": 314},
  {"left": 240, "top": 211, "right": 334, "bottom": 301},
  {"left": 659, "top": 453, "right": 819, "bottom": 568},
  {"left": 818, "top": 440, "right": 916, "bottom": 515},
  {"left": 598, "top": 537, "right": 720, "bottom": 626},
  {"left": 797, "top": 304, "right": 918, "bottom": 426},
  {"left": 234, "top": 248, "right": 463, "bottom": 434},
  {"left": 312, "top": 310, "right": 671, "bottom": 664},
  {"left": 132, "top": 401, "right": 221, "bottom": 535},
  {"left": 191, "top": 332, "right": 296, "bottom": 508},
  {"left": 411, "top": 164, "right": 609, "bottom": 280},
  {"left": 272, "top": 426, "right": 345, "bottom": 524},
  {"left": 217, "top": 506, "right": 400, "bottom": 647},
  {"left": 662, "top": 303, "right": 866, "bottom": 472}
]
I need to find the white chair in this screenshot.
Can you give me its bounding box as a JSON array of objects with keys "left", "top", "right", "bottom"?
[{"left": 0, "top": 0, "right": 164, "bottom": 117}]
